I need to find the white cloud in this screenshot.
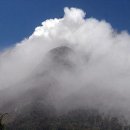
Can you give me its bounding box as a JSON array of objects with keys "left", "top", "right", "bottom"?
[{"left": 1, "top": 7, "right": 130, "bottom": 119}]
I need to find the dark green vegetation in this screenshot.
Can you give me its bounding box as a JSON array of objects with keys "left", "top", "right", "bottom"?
[
  {"left": 6, "top": 108, "right": 130, "bottom": 130},
  {"left": 0, "top": 113, "right": 8, "bottom": 130}
]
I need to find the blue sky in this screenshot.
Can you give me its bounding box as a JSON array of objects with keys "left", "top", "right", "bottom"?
[{"left": 0, "top": 0, "right": 130, "bottom": 49}]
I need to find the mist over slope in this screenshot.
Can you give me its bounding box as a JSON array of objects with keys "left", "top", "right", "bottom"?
[{"left": 0, "top": 7, "right": 130, "bottom": 122}]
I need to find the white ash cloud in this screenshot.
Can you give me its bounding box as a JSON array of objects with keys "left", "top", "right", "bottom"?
[{"left": 0, "top": 7, "right": 130, "bottom": 118}]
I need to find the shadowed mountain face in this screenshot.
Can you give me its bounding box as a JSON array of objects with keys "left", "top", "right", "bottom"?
[
  {"left": 7, "top": 108, "right": 130, "bottom": 130},
  {"left": 0, "top": 46, "right": 130, "bottom": 130},
  {"left": 44, "top": 46, "right": 76, "bottom": 72},
  {"left": 49, "top": 46, "right": 73, "bottom": 63}
]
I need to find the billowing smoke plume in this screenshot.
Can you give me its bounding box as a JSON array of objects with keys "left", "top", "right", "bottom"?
[{"left": 0, "top": 7, "right": 130, "bottom": 119}]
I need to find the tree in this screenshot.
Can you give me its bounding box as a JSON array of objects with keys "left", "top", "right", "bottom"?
[{"left": 0, "top": 113, "right": 8, "bottom": 130}]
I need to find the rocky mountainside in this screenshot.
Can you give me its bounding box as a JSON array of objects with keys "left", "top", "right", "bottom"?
[{"left": 0, "top": 46, "right": 130, "bottom": 130}]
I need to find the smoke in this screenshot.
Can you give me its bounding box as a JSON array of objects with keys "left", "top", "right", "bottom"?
[{"left": 1, "top": 7, "right": 130, "bottom": 119}]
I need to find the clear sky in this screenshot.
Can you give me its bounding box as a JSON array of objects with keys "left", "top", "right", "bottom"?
[{"left": 0, "top": 0, "right": 130, "bottom": 49}]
